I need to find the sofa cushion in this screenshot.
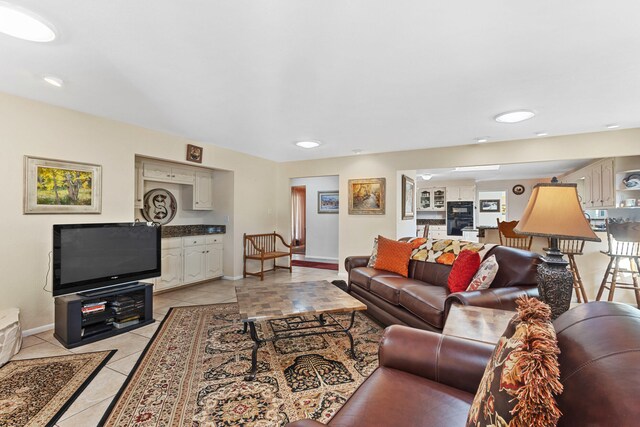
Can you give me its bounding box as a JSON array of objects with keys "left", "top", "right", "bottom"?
[
  {"left": 369, "top": 276, "right": 425, "bottom": 305},
  {"left": 349, "top": 267, "right": 401, "bottom": 291},
  {"left": 328, "top": 367, "right": 474, "bottom": 427},
  {"left": 399, "top": 284, "right": 448, "bottom": 329},
  {"left": 374, "top": 235, "right": 413, "bottom": 277}
]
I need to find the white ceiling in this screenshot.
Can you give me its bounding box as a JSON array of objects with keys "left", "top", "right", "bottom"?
[
  {"left": 417, "top": 158, "right": 594, "bottom": 182},
  {"left": 2, "top": 1, "right": 640, "bottom": 162}
]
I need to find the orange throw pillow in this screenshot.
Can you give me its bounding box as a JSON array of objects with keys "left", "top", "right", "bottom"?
[
  {"left": 374, "top": 235, "right": 413, "bottom": 277},
  {"left": 409, "top": 237, "right": 427, "bottom": 249},
  {"left": 447, "top": 250, "right": 481, "bottom": 293}
]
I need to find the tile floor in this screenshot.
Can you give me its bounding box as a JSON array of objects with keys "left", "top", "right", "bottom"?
[{"left": 12, "top": 267, "right": 340, "bottom": 427}]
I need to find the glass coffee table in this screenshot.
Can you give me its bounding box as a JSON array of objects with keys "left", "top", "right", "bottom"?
[{"left": 235, "top": 280, "right": 367, "bottom": 381}]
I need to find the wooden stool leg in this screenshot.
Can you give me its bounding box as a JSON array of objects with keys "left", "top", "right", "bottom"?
[
  {"left": 596, "top": 257, "right": 614, "bottom": 301},
  {"left": 632, "top": 257, "right": 640, "bottom": 309},
  {"left": 572, "top": 255, "right": 588, "bottom": 303},
  {"left": 568, "top": 255, "right": 580, "bottom": 303},
  {"left": 260, "top": 258, "right": 264, "bottom": 281},
  {"left": 608, "top": 257, "right": 620, "bottom": 302}
]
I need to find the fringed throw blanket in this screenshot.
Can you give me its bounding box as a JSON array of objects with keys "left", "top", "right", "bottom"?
[{"left": 410, "top": 239, "right": 496, "bottom": 265}]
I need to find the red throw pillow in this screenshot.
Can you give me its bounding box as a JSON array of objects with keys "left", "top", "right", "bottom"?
[
  {"left": 374, "top": 235, "right": 413, "bottom": 277},
  {"left": 447, "top": 250, "right": 481, "bottom": 293}
]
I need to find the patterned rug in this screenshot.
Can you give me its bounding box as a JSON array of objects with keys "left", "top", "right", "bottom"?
[
  {"left": 101, "top": 303, "right": 383, "bottom": 426},
  {"left": 0, "top": 350, "right": 115, "bottom": 427}
]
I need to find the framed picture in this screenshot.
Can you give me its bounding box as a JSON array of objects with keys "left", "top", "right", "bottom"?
[
  {"left": 24, "top": 156, "right": 102, "bottom": 214},
  {"left": 317, "top": 191, "right": 339, "bottom": 214},
  {"left": 186, "top": 144, "right": 203, "bottom": 163},
  {"left": 479, "top": 199, "right": 501, "bottom": 212},
  {"left": 348, "top": 178, "right": 386, "bottom": 215},
  {"left": 401, "top": 175, "right": 415, "bottom": 220}
]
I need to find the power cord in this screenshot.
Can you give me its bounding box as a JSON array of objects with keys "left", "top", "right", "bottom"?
[{"left": 43, "top": 250, "right": 52, "bottom": 293}]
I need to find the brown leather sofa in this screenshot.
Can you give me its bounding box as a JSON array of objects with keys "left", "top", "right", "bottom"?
[
  {"left": 288, "top": 302, "right": 640, "bottom": 427},
  {"left": 345, "top": 245, "right": 541, "bottom": 331}
]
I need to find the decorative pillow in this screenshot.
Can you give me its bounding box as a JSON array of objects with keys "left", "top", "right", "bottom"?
[
  {"left": 366, "top": 237, "right": 378, "bottom": 268},
  {"left": 466, "top": 255, "right": 499, "bottom": 291},
  {"left": 466, "top": 296, "right": 563, "bottom": 427},
  {"left": 447, "top": 250, "right": 481, "bottom": 293},
  {"left": 408, "top": 237, "right": 427, "bottom": 249},
  {"left": 373, "top": 235, "right": 413, "bottom": 277}
]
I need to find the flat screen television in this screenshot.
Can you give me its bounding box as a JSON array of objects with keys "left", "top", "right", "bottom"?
[{"left": 53, "top": 222, "right": 161, "bottom": 297}]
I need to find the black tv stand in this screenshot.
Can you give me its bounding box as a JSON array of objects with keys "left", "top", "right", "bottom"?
[{"left": 54, "top": 282, "right": 154, "bottom": 349}]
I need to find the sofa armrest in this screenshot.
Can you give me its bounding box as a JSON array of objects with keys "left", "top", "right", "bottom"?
[
  {"left": 286, "top": 421, "right": 325, "bottom": 427},
  {"left": 378, "top": 325, "right": 494, "bottom": 394},
  {"left": 445, "top": 286, "right": 538, "bottom": 319},
  {"left": 344, "top": 256, "right": 370, "bottom": 272}
]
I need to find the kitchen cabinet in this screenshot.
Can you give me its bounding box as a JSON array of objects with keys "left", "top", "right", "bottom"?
[
  {"left": 446, "top": 186, "right": 475, "bottom": 202},
  {"left": 183, "top": 171, "right": 214, "bottom": 210},
  {"left": 153, "top": 235, "right": 224, "bottom": 293},
  {"left": 417, "top": 187, "right": 445, "bottom": 211},
  {"left": 142, "top": 162, "right": 196, "bottom": 184},
  {"left": 564, "top": 158, "right": 614, "bottom": 208},
  {"left": 428, "top": 225, "right": 447, "bottom": 239}
]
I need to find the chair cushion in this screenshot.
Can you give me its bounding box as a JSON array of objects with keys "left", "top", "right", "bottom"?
[
  {"left": 329, "top": 367, "right": 474, "bottom": 427},
  {"left": 349, "top": 267, "right": 401, "bottom": 291},
  {"left": 399, "top": 284, "right": 448, "bottom": 329},
  {"left": 374, "top": 235, "right": 413, "bottom": 277},
  {"left": 369, "top": 277, "right": 425, "bottom": 305},
  {"left": 466, "top": 296, "right": 562, "bottom": 427}
]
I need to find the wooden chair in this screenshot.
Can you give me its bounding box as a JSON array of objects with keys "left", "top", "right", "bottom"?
[
  {"left": 243, "top": 232, "right": 293, "bottom": 281},
  {"left": 549, "top": 238, "right": 588, "bottom": 303},
  {"left": 497, "top": 219, "right": 533, "bottom": 250},
  {"left": 596, "top": 220, "right": 640, "bottom": 308}
]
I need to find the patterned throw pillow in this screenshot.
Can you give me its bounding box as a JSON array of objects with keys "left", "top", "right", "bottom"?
[
  {"left": 367, "top": 237, "right": 378, "bottom": 268},
  {"left": 447, "top": 250, "right": 481, "bottom": 293},
  {"left": 466, "top": 255, "right": 499, "bottom": 291},
  {"left": 466, "top": 296, "right": 563, "bottom": 427},
  {"left": 373, "top": 235, "right": 413, "bottom": 277},
  {"left": 408, "top": 237, "right": 427, "bottom": 249}
]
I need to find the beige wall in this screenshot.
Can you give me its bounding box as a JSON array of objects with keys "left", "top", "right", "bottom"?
[
  {"left": 0, "top": 92, "right": 277, "bottom": 330},
  {"left": 276, "top": 129, "right": 640, "bottom": 274}
]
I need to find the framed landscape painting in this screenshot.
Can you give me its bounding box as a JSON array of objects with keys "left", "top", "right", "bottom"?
[
  {"left": 479, "top": 199, "right": 500, "bottom": 212},
  {"left": 348, "top": 178, "right": 386, "bottom": 215},
  {"left": 401, "top": 175, "right": 415, "bottom": 219},
  {"left": 24, "top": 156, "right": 102, "bottom": 214},
  {"left": 318, "top": 191, "right": 339, "bottom": 214}
]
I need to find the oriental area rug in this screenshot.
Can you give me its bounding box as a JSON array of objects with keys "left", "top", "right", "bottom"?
[
  {"left": 0, "top": 350, "right": 115, "bottom": 427},
  {"left": 101, "top": 303, "right": 383, "bottom": 426}
]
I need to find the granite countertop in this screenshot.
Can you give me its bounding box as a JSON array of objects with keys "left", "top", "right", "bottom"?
[
  {"left": 161, "top": 224, "right": 226, "bottom": 238},
  {"left": 476, "top": 225, "right": 498, "bottom": 229}
]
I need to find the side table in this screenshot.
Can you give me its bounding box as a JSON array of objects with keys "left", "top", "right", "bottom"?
[{"left": 443, "top": 304, "right": 515, "bottom": 345}]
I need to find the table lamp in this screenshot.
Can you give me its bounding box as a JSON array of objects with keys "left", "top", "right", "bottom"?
[{"left": 514, "top": 178, "right": 601, "bottom": 319}]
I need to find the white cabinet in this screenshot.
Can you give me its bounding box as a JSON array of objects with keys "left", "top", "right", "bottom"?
[
  {"left": 428, "top": 225, "right": 447, "bottom": 239},
  {"left": 562, "top": 158, "right": 614, "bottom": 209},
  {"left": 154, "top": 235, "right": 224, "bottom": 293},
  {"left": 417, "top": 187, "right": 445, "bottom": 211},
  {"left": 142, "top": 162, "right": 195, "bottom": 184},
  {"left": 601, "top": 159, "right": 615, "bottom": 207},
  {"left": 183, "top": 171, "right": 214, "bottom": 210},
  {"left": 155, "top": 238, "right": 183, "bottom": 291},
  {"left": 446, "top": 186, "right": 476, "bottom": 202},
  {"left": 134, "top": 162, "right": 144, "bottom": 209}
]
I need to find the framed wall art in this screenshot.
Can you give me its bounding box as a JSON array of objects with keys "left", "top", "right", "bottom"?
[
  {"left": 479, "top": 199, "right": 500, "bottom": 212},
  {"left": 317, "top": 191, "right": 339, "bottom": 214},
  {"left": 401, "top": 175, "right": 415, "bottom": 220},
  {"left": 348, "top": 177, "right": 386, "bottom": 215},
  {"left": 186, "top": 144, "right": 203, "bottom": 163},
  {"left": 24, "top": 156, "right": 102, "bottom": 214}
]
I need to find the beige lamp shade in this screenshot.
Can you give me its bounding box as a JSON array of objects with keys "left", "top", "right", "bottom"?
[{"left": 514, "top": 183, "right": 601, "bottom": 242}]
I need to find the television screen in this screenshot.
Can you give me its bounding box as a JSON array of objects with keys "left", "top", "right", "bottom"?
[{"left": 53, "top": 222, "right": 161, "bottom": 296}]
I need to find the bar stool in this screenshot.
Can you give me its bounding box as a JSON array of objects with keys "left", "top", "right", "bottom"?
[
  {"left": 497, "top": 219, "right": 533, "bottom": 250},
  {"left": 596, "top": 220, "right": 640, "bottom": 308},
  {"left": 549, "top": 238, "right": 588, "bottom": 303}
]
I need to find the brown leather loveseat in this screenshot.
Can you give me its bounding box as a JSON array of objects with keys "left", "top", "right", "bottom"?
[
  {"left": 288, "top": 302, "right": 640, "bottom": 427},
  {"left": 346, "top": 245, "right": 540, "bottom": 331}
]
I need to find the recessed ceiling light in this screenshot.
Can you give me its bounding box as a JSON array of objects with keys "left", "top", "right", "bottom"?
[
  {"left": 420, "top": 174, "right": 433, "bottom": 180},
  {"left": 295, "top": 141, "right": 321, "bottom": 149},
  {"left": 454, "top": 165, "right": 500, "bottom": 172},
  {"left": 0, "top": 2, "right": 56, "bottom": 42},
  {"left": 536, "top": 132, "right": 549, "bottom": 137},
  {"left": 43, "top": 75, "right": 63, "bottom": 87},
  {"left": 605, "top": 124, "right": 620, "bottom": 129},
  {"left": 494, "top": 110, "right": 536, "bottom": 124},
  {"left": 352, "top": 149, "right": 363, "bottom": 155},
  {"left": 475, "top": 137, "right": 489, "bottom": 143}
]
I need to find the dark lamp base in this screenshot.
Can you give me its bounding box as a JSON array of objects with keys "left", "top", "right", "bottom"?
[{"left": 537, "top": 248, "right": 573, "bottom": 320}]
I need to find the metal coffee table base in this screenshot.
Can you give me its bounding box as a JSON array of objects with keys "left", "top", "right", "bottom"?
[{"left": 242, "top": 311, "right": 358, "bottom": 381}]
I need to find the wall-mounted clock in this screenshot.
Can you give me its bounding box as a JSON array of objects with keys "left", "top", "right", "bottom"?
[{"left": 512, "top": 184, "right": 525, "bottom": 195}]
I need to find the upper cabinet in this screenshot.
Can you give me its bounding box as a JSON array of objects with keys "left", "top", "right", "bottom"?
[
  {"left": 446, "top": 185, "right": 475, "bottom": 202},
  {"left": 137, "top": 159, "right": 214, "bottom": 211},
  {"left": 562, "top": 158, "right": 615, "bottom": 209},
  {"left": 418, "top": 187, "right": 445, "bottom": 211}
]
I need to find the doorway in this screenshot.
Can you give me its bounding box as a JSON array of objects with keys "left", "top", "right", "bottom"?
[{"left": 291, "top": 185, "right": 306, "bottom": 254}]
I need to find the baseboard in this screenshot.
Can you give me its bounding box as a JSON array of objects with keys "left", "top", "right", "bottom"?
[
  {"left": 223, "top": 275, "right": 243, "bottom": 281},
  {"left": 23, "top": 323, "right": 54, "bottom": 337}
]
